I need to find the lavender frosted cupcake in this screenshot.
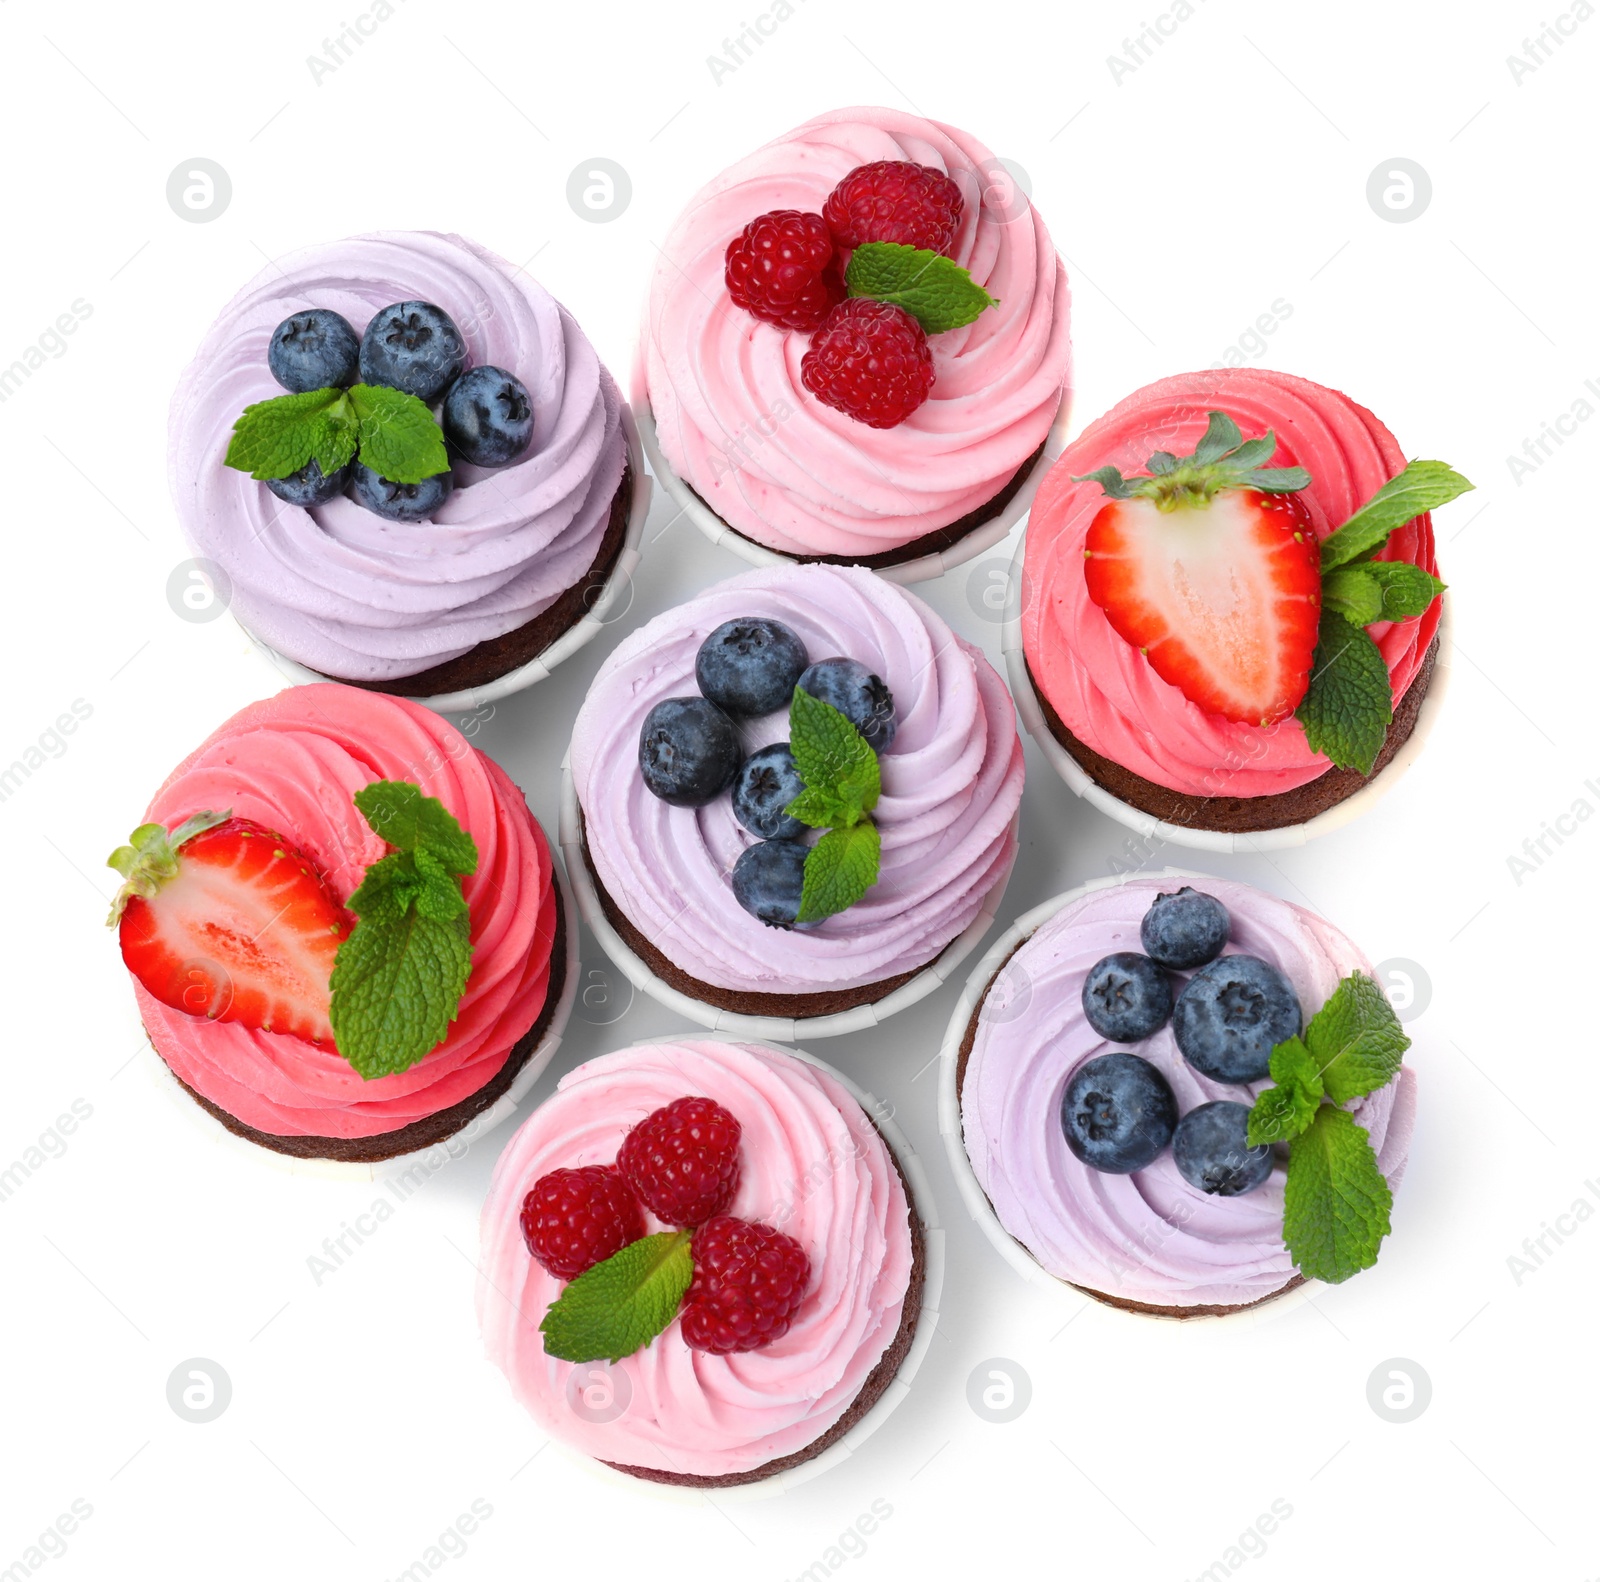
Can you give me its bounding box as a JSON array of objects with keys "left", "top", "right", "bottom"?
[
  {"left": 566, "top": 564, "right": 1023, "bottom": 1033},
  {"left": 945, "top": 875, "right": 1418, "bottom": 1317},
  {"left": 170, "top": 231, "right": 641, "bottom": 701}
]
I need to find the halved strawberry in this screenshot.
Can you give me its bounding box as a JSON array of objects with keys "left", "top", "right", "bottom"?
[
  {"left": 108, "top": 813, "right": 349, "bottom": 1046},
  {"left": 1077, "top": 412, "right": 1322, "bottom": 726}
]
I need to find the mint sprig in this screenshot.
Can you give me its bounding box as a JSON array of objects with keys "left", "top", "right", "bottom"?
[
  {"left": 224, "top": 384, "right": 450, "bottom": 486},
  {"left": 539, "top": 1230, "right": 694, "bottom": 1363},
  {"left": 845, "top": 242, "right": 998, "bottom": 335},
  {"left": 1246, "top": 973, "right": 1409, "bottom": 1283},
  {"left": 1294, "top": 459, "right": 1469, "bottom": 774},
  {"left": 328, "top": 780, "right": 478, "bottom": 1080},
  {"left": 782, "top": 686, "right": 885, "bottom": 924}
]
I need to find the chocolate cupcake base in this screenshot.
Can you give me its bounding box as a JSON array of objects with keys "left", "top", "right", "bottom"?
[
  {"left": 153, "top": 883, "right": 569, "bottom": 1166},
  {"left": 604, "top": 1130, "right": 928, "bottom": 1488},
  {"left": 948, "top": 910, "right": 1301, "bottom": 1321}
]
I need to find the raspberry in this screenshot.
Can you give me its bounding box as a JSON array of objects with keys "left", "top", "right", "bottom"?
[
  {"left": 520, "top": 1165, "right": 645, "bottom": 1281},
  {"left": 617, "top": 1096, "right": 742, "bottom": 1227},
  {"left": 823, "top": 160, "right": 964, "bottom": 257},
  {"left": 680, "top": 1216, "right": 812, "bottom": 1354},
  {"left": 724, "top": 210, "right": 845, "bottom": 332},
  {"left": 800, "top": 299, "right": 935, "bottom": 429}
]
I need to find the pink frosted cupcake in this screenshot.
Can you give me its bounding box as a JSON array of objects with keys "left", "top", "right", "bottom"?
[
  {"left": 170, "top": 231, "right": 641, "bottom": 701},
  {"left": 106, "top": 685, "right": 570, "bottom": 1164},
  {"left": 1018, "top": 368, "right": 1470, "bottom": 841},
  {"left": 639, "top": 107, "right": 1071, "bottom": 575},
  {"left": 566, "top": 563, "right": 1023, "bottom": 1033},
  {"left": 944, "top": 875, "right": 1418, "bottom": 1317},
  {"left": 478, "top": 1038, "right": 928, "bottom": 1487}
]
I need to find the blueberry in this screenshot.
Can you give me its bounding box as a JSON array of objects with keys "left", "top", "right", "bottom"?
[
  {"left": 1172, "top": 1101, "right": 1274, "bottom": 1196},
  {"left": 638, "top": 697, "right": 741, "bottom": 807},
  {"left": 796, "top": 657, "right": 896, "bottom": 751},
  {"left": 349, "top": 462, "right": 453, "bottom": 522},
  {"left": 731, "top": 743, "right": 806, "bottom": 840},
  {"left": 1141, "top": 887, "right": 1231, "bottom": 970},
  {"left": 1060, "top": 1053, "right": 1177, "bottom": 1174},
  {"left": 359, "top": 301, "right": 467, "bottom": 405},
  {"left": 267, "top": 309, "right": 360, "bottom": 393},
  {"left": 265, "top": 457, "right": 349, "bottom": 507},
  {"left": 731, "top": 838, "right": 812, "bottom": 929},
  {"left": 1173, "top": 954, "right": 1302, "bottom": 1084},
  {"left": 1081, "top": 952, "right": 1173, "bottom": 1043},
  {"left": 696, "top": 618, "right": 809, "bottom": 718},
  {"left": 442, "top": 365, "right": 535, "bottom": 467}
]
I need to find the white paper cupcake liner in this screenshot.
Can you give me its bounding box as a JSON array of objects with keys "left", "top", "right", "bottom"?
[
  {"left": 559, "top": 759, "right": 1020, "bottom": 1042},
  {"left": 137, "top": 852, "right": 582, "bottom": 1184},
  {"left": 503, "top": 1035, "right": 944, "bottom": 1504},
  {"left": 936, "top": 869, "right": 1319, "bottom": 1328},
  {"left": 244, "top": 405, "right": 653, "bottom": 715},
  {"left": 638, "top": 390, "right": 1070, "bottom": 586},
  {"left": 1002, "top": 524, "right": 1454, "bottom": 853}
]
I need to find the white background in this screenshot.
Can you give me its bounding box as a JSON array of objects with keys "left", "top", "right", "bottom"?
[{"left": 2, "top": 0, "right": 1596, "bottom": 1577}]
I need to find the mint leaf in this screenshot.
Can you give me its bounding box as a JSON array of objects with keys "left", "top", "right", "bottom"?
[
  {"left": 797, "top": 822, "right": 881, "bottom": 924},
  {"left": 1321, "top": 565, "right": 1384, "bottom": 628},
  {"left": 1319, "top": 459, "right": 1474, "bottom": 572},
  {"left": 330, "top": 781, "right": 479, "bottom": 1078},
  {"left": 1295, "top": 609, "right": 1393, "bottom": 774},
  {"left": 845, "top": 242, "right": 998, "bottom": 334},
  {"left": 1363, "top": 561, "right": 1446, "bottom": 623},
  {"left": 785, "top": 785, "right": 849, "bottom": 830},
  {"left": 1247, "top": 1035, "right": 1325, "bottom": 1145},
  {"left": 346, "top": 384, "right": 450, "bottom": 485},
  {"left": 788, "top": 686, "right": 881, "bottom": 827},
  {"left": 540, "top": 1230, "right": 694, "bottom": 1363},
  {"left": 1283, "top": 1107, "right": 1393, "bottom": 1283},
  {"left": 224, "top": 387, "right": 349, "bottom": 481},
  {"left": 353, "top": 780, "right": 477, "bottom": 874},
  {"left": 1303, "top": 972, "right": 1409, "bottom": 1104}
]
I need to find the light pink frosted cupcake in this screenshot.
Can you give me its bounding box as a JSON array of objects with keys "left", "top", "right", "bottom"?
[{"left": 638, "top": 107, "right": 1071, "bottom": 576}]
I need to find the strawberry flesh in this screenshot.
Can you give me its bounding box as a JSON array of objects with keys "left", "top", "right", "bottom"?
[
  {"left": 118, "top": 818, "right": 349, "bottom": 1046},
  {"left": 1084, "top": 488, "right": 1322, "bottom": 725}
]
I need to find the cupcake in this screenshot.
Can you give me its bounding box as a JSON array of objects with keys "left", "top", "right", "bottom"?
[
  {"left": 478, "top": 1037, "right": 931, "bottom": 1487},
  {"left": 639, "top": 106, "right": 1071, "bottom": 575},
  {"left": 106, "top": 684, "right": 571, "bottom": 1164},
  {"left": 171, "top": 231, "right": 643, "bottom": 702},
  {"left": 566, "top": 563, "right": 1023, "bottom": 1033},
  {"left": 1017, "top": 369, "right": 1471, "bottom": 841},
  {"left": 944, "top": 874, "right": 1417, "bottom": 1317}
]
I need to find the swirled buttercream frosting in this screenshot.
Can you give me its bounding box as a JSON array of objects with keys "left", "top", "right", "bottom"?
[
  {"left": 132, "top": 684, "right": 557, "bottom": 1139},
  {"left": 1022, "top": 369, "right": 1442, "bottom": 797},
  {"left": 570, "top": 563, "right": 1023, "bottom": 998},
  {"left": 639, "top": 107, "right": 1072, "bottom": 558},
  {"left": 961, "top": 877, "right": 1416, "bottom": 1309},
  {"left": 170, "top": 232, "right": 626, "bottom": 681},
  {"left": 478, "top": 1038, "right": 915, "bottom": 1477}
]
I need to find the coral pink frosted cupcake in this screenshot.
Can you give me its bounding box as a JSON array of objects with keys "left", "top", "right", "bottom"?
[
  {"left": 106, "top": 684, "right": 569, "bottom": 1163},
  {"left": 567, "top": 563, "right": 1023, "bottom": 1030},
  {"left": 946, "top": 875, "right": 1418, "bottom": 1317},
  {"left": 170, "top": 231, "right": 640, "bottom": 700},
  {"left": 639, "top": 107, "right": 1071, "bottom": 573},
  {"left": 1018, "top": 369, "right": 1471, "bottom": 837},
  {"left": 478, "top": 1038, "right": 928, "bottom": 1487}
]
